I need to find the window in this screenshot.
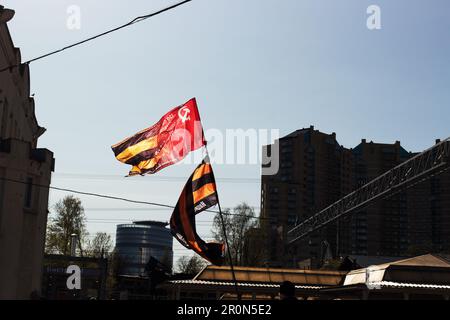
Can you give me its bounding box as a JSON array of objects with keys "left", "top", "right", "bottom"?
[
  {"left": 24, "top": 177, "right": 33, "bottom": 208},
  {"left": 281, "top": 161, "right": 293, "bottom": 168},
  {"left": 287, "top": 214, "right": 297, "bottom": 225},
  {"left": 0, "top": 99, "right": 8, "bottom": 138},
  {"left": 281, "top": 147, "right": 293, "bottom": 154}
]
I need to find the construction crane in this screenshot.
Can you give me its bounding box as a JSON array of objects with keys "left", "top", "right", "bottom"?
[{"left": 287, "top": 138, "right": 450, "bottom": 245}]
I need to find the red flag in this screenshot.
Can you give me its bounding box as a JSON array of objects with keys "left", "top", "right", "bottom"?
[{"left": 112, "top": 98, "right": 206, "bottom": 175}]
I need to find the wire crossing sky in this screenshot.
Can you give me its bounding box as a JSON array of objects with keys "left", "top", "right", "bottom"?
[
  {"left": 0, "top": 0, "right": 193, "bottom": 73},
  {"left": 0, "top": 176, "right": 268, "bottom": 220}
]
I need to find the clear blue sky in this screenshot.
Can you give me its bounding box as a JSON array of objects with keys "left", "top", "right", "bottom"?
[{"left": 4, "top": 0, "right": 450, "bottom": 263}]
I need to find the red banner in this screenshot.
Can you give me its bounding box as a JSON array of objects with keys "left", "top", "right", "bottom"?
[{"left": 112, "top": 98, "right": 206, "bottom": 175}]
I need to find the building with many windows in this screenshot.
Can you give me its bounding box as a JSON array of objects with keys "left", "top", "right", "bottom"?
[
  {"left": 338, "top": 140, "right": 412, "bottom": 257},
  {"left": 261, "top": 126, "right": 353, "bottom": 267},
  {"left": 261, "top": 126, "right": 450, "bottom": 268},
  {"left": 115, "top": 221, "right": 173, "bottom": 276}
]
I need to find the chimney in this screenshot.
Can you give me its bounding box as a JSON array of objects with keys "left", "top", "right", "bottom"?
[
  {"left": 70, "top": 234, "right": 78, "bottom": 257},
  {"left": 436, "top": 139, "right": 441, "bottom": 144},
  {"left": 362, "top": 139, "right": 366, "bottom": 144}
]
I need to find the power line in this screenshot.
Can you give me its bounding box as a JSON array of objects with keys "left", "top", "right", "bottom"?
[
  {"left": 0, "top": 0, "right": 193, "bottom": 73},
  {"left": 1, "top": 176, "right": 273, "bottom": 221},
  {"left": 52, "top": 172, "right": 261, "bottom": 184},
  {"left": 85, "top": 218, "right": 223, "bottom": 223},
  {"left": 82, "top": 207, "right": 260, "bottom": 211},
  {"left": 85, "top": 221, "right": 219, "bottom": 227},
  {"left": 79, "top": 232, "right": 217, "bottom": 239},
  {"left": 84, "top": 221, "right": 216, "bottom": 226}
]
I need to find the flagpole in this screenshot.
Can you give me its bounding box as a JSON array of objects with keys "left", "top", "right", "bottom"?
[
  {"left": 204, "top": 146, "right": 240, "bottom": 300},
  {"left": 217, "top": 201, "right": 241, "bottom": 300}
]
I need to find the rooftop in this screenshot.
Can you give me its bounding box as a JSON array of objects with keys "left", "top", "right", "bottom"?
[
  {"left": 193, "top": 265, "right": 346, "bottom": 287},
  {"left": 344, "top": 254, "right": 450, "bottom": 287},
  {"left": 133, "top": 220, "right": 168, "bottom": 227}
]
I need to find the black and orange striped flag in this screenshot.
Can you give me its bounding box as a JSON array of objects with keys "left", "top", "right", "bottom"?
[
  {"left": 111, "top": 98, "right": 206, "bottom": 176},
  {"left": 170, "top": 157, "right": 225, "bottom": 265}
]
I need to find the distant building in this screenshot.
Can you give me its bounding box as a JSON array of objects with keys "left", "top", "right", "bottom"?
[
  {"left": 261, "top": 126, "right": 353, "bottom": 267},
  {"left": 0, "top": 6, "right": 54, "bottom": 299},
  {"left": 338, "top": 139, "right": 412, "bottom": 257},
  {"left": 405, "top": 140, "right": 450, "bottom": 255},
  {"left": 261, "top": 127, "right": 450, "bottom": 268},
  {"left": 115, "top": 221, "right": 173, "bottom": 276},
  {"left": 41, "top": 254, "right": 107, "bottom": 300}
]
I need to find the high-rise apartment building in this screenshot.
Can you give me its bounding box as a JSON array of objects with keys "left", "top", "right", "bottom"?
[
  {"left": 338, "top": 140, "right": 412, "bottom": 257},
  {"left": 261, "top": 127, "right": 449, "bottom": 268},
  {"left": 261, "top": 126, "right": 352, "bottom": 267}
]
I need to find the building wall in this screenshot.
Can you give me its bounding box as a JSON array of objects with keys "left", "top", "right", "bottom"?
[
  {"left": 342, "top": 140, "right": 412, "bottom": 256},
  {"left": 0, "top": 9, "right": 54, "bottom": 299},
  {"left": 261, "top": 128, "right": 450, "bottom": 268},
  {"left": 406, "top": 147, "right": 450, "bottom": 254}
]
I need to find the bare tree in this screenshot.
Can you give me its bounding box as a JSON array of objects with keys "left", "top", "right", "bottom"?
[
  {"left": 176, "top": 255, "right": 207, "bottom": 275},
  {"left": 212, "top": 203, "right": 260, "bottom": 266},
  {"left": 87, "top": 232, "right": 112, "bottom": 258}
]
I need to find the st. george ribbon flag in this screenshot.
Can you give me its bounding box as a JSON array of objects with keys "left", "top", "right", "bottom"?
[
  {"left": 111, "top": 98, "right": 206, "bottom": 176},
  {"left": 170, "top": 157, "right": 225, "bottom": 265}
]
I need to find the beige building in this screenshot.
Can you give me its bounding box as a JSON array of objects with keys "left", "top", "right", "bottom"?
[
  {"left": 162, "top": 265, "right": 346, "bottom": 300},
  {"left": 321, "top": 254, "right": 450, "bottom": 300},
  {"left": 0, "top": 6, "right": 54, "bottom": 299}
]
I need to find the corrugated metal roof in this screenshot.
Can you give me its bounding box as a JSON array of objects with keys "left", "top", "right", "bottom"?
[
  {"left": 168, "top": 280, "right": 323, "bottom": 290},
  {"left": 373, "top": 281, "right": 450, "bottom": 290},
  {"left": 194, "top": 265, "right": 345, "bottom": 286}
]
